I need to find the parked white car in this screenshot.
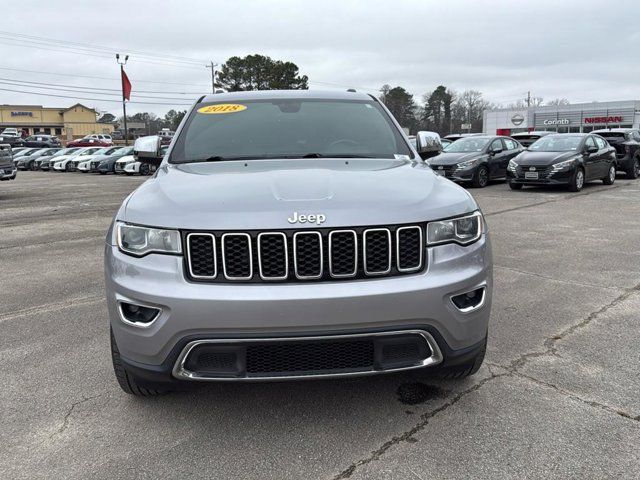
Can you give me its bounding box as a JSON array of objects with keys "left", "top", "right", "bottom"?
[
  {"left": 53, "top": 147, "right": 102, "bottom": 171},
  {"left": 114, "top": 155, "right": 136, "bottom": 174},
  {"left": 75, "top": 146, "right": 121, "bottom": 172}
]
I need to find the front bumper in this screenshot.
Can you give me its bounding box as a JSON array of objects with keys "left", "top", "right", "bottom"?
[
  {"left": 0, "top": 167, "right": 17, "bottom": 180},
  {"left": 106, "top": 233, "right": 493, "bottom": 382},
  {"left": 507, "top": 167, "right": 574, "bottom": 185}
]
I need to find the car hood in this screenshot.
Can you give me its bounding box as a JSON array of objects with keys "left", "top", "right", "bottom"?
[
  {"left": 428, "top": 152, "right": 485, "bottom": 166},
  {"left": 51, "top": 155, "right": 74, "bottom": 163},
  {"left": 515, "top": 150, "right": 578, "bottom": 166},
  {"left": 116, "top": 155, "right": 135, "bottom": 164},
  {"left": 122, "top": 158, "right": 478, "bottom": 230}
]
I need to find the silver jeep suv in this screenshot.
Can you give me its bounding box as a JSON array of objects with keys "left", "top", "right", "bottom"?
[{"left": 105, "top": 90, "right": 492, "bottom": 396}]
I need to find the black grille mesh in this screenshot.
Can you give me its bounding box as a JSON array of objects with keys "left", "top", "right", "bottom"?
[
  {"left": 246, "top": 340, "right": 374, "bottom": 374},
  {"left": 397, "top": 228, "right": 422, "bottom": 271},
  {"left": 223, "top": 235, "right": 252, "bottom": 278},
  {"left": 364, "top": 230, "right": 391, "bottom": 273},
  {"left": 185, "top": 225, "right": 425, "bottom": 283},
  {"left": 295, "top": 233, "right": 322, "bottom": 278},
  {"left": 330, "top": 231, "right": 357, "bottom": 276},
  {"left": 258, "top": 234, "right": 287, "bottom": 278},
  {"left": 188, "top": 234, "right": 216, "bottom": 277}
]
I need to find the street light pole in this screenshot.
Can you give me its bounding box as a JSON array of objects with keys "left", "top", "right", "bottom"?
[{"left": 116, "top": 53, "right": 129, "bottom": 145}]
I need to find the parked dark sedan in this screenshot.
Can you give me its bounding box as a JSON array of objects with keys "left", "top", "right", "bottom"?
[
  {"left": 510, "top": 131, "right": 552, "bottom": 147},
  {"left": 96, "top": 146, "right": 134, "bottom": 174},
  {"left": 591, "top": 128, "right": 640, "bottom": 179},
  {"left": 15, "top": 148, "right": 61, "bottom": 170},
  {"left": 507, "top": 134, "right": 616, "bottom": 191},
  {"left": 428, "top": 135, "right": 524, "bottom": 187},
  {"left": 24, "top": 134, "right": 61, "bottom": 148},
  {"left": 443, "top": 133, "right": 484, "bottom": 142}
]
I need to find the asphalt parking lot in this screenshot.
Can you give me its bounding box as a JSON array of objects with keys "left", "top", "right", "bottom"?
[{"left": 2, "top": 172, "right": 639, "bottom": 479}]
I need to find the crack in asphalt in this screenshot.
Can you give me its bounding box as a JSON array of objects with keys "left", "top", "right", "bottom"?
[
  {"left": 483, "top": 184, "right": 623, "bottom": 218},
  {"left": 49, "top": 393, "right": 105, "bottom": 440},
  {"left": 494, "top": 265, "right": 623, "bottom": 291},
  {"left": 0, "top": 294, "right": 104, "bottom": 324},
  {"left": 331, "top": 371, "right": 508, "bottom": 480},
  {"left": 0, "top": 234, "right": 105, "bottom": 251},
  {"left": 331, "top": 284, "right": 640, "bottom": 479}
]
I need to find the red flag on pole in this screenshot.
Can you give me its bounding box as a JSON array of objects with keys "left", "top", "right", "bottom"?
[{"left": 121, "top": 68, "right": 132, "bottom": 101}]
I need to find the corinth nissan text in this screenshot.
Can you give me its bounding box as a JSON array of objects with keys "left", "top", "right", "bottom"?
[{"left": 105, "top": 90, "right": 493, "bottom": 396}]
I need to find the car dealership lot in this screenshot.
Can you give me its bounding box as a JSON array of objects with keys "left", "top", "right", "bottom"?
[{"left": 1, "top": 173, "right": 639, "bottom": 479}]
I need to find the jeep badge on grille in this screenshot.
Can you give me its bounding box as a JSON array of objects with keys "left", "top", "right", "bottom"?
[{"left": 287, "top": 212, "right": 326, "bottom": 225}]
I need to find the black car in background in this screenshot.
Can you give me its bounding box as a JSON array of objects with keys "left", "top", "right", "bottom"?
[
  {"left": 96, "top": 146, "right": 134, "bottom": 174},
  {"left": 428, "top": 135, "right": 524, "bottom": 187},
  {"left": 443, "top": 133, "right": 484, "bottom": 142},
  {"left": 591, "top": 129, "right": 640, "bottom": 179},
  {"left": 23, "top": 134, "right": 61, "bottom": 148},
  {"left": 507, "top": 134, "right": 616, "bottom": 191},
  {"left": 0, "top": 134, "right": 25, "bottom": 148},
  {"left": 511, "top": 131, "right": 552, "bottom": 147}
]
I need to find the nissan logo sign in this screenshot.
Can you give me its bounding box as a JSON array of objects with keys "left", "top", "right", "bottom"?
[
  {"left": 543, "top": 119, "right": 570, "bottom": 125},
  {"left": 511, "top": 114, "right": 524, "bottom": 126}
]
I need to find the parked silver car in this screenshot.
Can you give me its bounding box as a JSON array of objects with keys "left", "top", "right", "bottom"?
[{"left": 105, "top": 90, "right": 493, "bottom": 396}]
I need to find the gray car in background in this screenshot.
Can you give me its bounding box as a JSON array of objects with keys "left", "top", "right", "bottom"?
[{"left": 105, "top": 90, "right": 493, "bottom": 396}]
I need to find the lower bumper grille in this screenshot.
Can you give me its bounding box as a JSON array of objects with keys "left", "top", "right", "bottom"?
[{"left": 173, "top": 331, "right": 442, "bottom": 380}]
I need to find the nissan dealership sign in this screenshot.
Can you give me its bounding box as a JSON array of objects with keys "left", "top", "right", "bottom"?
[
  {"left": 510, "top": 113, "right": 525, "bottom": 126},
  {"left": 584, "top": 115, "right": 623, "bottom": 124},
  {"left": 543, "top": 118, "right": 570, "bottom": 126}
]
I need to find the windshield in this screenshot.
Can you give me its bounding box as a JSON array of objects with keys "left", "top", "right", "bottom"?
[
  {"left": 170, "top": 98, "right": 412, "bottom": 163},
  {"left": 444, "top": 137, "right": 491, "bottom": 153},
  {"left": 115, "top": 147, "right": 133, "bottom": 155},
  {"left": 529, "top": 136, "right": 583, "bottom": 152}
]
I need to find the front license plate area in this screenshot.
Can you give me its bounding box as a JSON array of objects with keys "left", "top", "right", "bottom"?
[{"left": 524, "top": 172, "right": 539, "bottom": 180}]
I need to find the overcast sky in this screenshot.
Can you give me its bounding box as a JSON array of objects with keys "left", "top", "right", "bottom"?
[{"left": 1, "top": 0, "right": 638, "bottom": 117}]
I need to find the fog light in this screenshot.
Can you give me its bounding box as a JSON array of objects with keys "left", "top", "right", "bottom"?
[
  {"left": 451, "top": 287, "right": 486, "bottom": 312},
  {"left": 118, "top": 301, "right": 161, "bottom": 326}
]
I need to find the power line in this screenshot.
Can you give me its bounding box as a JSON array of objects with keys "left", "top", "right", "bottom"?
[
  {"left": 0, "top": 86, "right": 193, "bottom": 106},
  {"left": 0, "top": 77, "right": 202, "bottom": 100},
  {"left": 0, "top": 30, "right": 208, "bottom": 66},
  {"left": 0, "top": 66, "right": 210, "bottom": 87},
  {"left": 0, "top": 38, "right": 207, "bottom": 71},
  {"left": 0, "top": 32, "right": 207, "bottom": 68}
]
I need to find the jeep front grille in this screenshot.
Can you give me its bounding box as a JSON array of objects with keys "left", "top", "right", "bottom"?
[{"left": 184, "top": 224, "right": 425, "bottom": 283}]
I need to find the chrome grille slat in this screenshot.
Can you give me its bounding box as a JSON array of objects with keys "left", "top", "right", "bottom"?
[{"left": 185, "top": 225, "right": 425, "bottom": 283}]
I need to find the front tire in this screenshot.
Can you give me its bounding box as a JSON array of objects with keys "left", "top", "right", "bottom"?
[
  {"left": 627, "top": 158, "right": 640, "bottom": 180},
  {"left": 111, "top": 329, "right": 166, "bottom": 397},
  {"left": 472, "top": 165, "right": 489, "bottom": 188},
  {"left": 603, "top": 164, "right": 616, "bottom": 185},
  {"left": 568, "top": 167, "right": 584, "bottom": 192},
  {"left": 508, "top": 181, "right": 523, "bottom": 190}
]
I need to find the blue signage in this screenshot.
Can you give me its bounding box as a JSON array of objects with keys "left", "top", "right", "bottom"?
[{"left": 11, "top": 111, "right": 33, "bottom": 117}]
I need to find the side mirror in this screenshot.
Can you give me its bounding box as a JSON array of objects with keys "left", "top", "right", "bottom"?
[
  {"left": 134, "top": 135, "right": 163, "bottom": 166},
  {"left": 415, "top": 131, "right": 443, "bottom": 159},
  {"left": 490, "top": 147, "right": 503, "bottom": 155},
  {"left": 586, "top": 145, "right": 598, "bottom": 154}
]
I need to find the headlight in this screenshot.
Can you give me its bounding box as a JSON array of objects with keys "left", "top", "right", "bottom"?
[
  {"left": 457, "top": 158, "right": 480, "bottom": 168},
  {"left": 116, "top": 222, "right": 182, "bottom": 257},
  {"left": 508, "top": 159, "right": 518, "bottom": 171},
  {"left": 427, "top": 211, "right": 483, "bottom": 246},
  {"left": 551, "top": 158, "right": 576, "bottom": 171}
]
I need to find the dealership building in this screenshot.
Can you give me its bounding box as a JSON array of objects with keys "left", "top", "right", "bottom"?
[
  {"left": 483, "top": 100, "right": 640, "bottom": 136},
  {"left": 0, "top": 103, "right": 114, "bottom": 139}
]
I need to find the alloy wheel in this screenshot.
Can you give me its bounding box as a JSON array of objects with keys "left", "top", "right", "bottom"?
[{"left": 576, "top": 170, "right": 584, "bottom": 190}]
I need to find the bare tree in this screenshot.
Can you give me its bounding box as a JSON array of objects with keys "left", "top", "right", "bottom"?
[{"left": 546, "top": 98, "right": 570, "bottom": 106}]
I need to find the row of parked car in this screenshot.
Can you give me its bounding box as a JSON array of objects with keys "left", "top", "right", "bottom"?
[
  {"left": 415, "top": 129, "right": 640, "bottom": 191},
  {"left": 7, "top": 145, "right": 159, "bottom": 175}
]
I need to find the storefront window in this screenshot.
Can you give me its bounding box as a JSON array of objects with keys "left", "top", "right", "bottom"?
[
  {"left": 569, "top": 126, "right": 580, "bottom": 133},
  {"left": 557, "top": 126, "right": 569, "bottom": 133},
  {"left": 55, "top": 128, "right": 62, "bottom": 135},
  {"left": 582, "top": 126, "right": 594, "bottom": 133}
]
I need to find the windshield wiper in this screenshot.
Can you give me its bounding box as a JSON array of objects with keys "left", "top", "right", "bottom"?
[{"left": 181, "top": 155, "right": 268, "bottom": 163}]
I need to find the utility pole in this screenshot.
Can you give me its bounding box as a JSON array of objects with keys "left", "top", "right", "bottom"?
[
  {"left": 116, "top": 53, "right": 129, "bottom": 145},
  {"left": 206, "top": 61, "right": 218, "bottom": 93},
  {"left": 526, "top": 91, "right": 531, "bottom": 108}
]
